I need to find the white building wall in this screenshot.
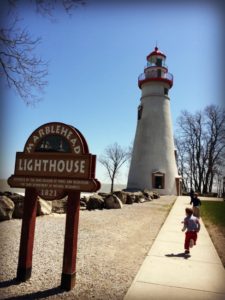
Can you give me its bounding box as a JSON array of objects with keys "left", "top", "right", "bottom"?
[{"left": 127, "top": 82, "right": 178, "bottom": 195}]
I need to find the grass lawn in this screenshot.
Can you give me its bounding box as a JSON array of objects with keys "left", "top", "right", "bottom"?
[
  {"left": 201, "top": 201, "right": 225, "bottom": 226},
  {"left": 201, "top": 200, "right": 225, "bottom": 267}
]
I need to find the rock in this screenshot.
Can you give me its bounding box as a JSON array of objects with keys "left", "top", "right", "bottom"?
[
  {"left": 86, "top": 194, "right": 104, "bottom": 210},
  {"left": 143, "top": 189, "right": 154, "bottom": 200},
  {"left": 9, "top": 194, "right": 24, "bottom": 219},
  {"left": 142, "top": 189, "right": 160, "bottom": 200},
  {"left": 52, "top": 197, "right": 67, "bottom": 214},
  {"left": 2, "top": 191, "right": 13, "bottom": 197},
  {"left": 80, "top": 201, "right": 86, "bottom": 209},
  {"left": 104, "top": 194, "right": 123, "bottom": 209},
  {"left": 0, "top": 196, "right": 15, "bottom": 221},
  {"left": 153, "top": 191, "right": 160, "bottom": 199},
  {"left": 113, "top": 191, "right": 127, "bottom": 204},
  {"left": 126, "top": 194, "right": 135, "bottom": 205},
  {"left": 132, "top": 191, "right": 145, "bottom": 203},
  {"left": 80, "top": 197, "right": 87, "bottom": 209},
  {"left": 81, "top": 196, "right": 89, "bottom": 204},
  {"left": 98, "top": 192, "right": 109, "bottom": 198},
  {"left": 37, "top": 198, "right": 52, "bottom": 216},
  {"left": 139, "top": 197, "right": 146, "bottom": 203}
]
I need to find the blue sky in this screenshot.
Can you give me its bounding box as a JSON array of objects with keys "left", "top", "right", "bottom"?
[{"left": 1, "top": 0, "right": 224, "bottom": 184}]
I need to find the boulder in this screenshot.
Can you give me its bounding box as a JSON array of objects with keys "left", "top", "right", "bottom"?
[
  {"left": 126, "top": 193, "right": 135, "bottom": 205},
  {"left": 132, "top": 191, "right": 145, "bottom": 203},
  {"left": 143, "top": 189, "right": 160, "bottom": 199},
  {"left": 80, "top": 200, "right": 86, "bottom": 209},
  {"left": 80, "top": 196, "right": 88, "bottom": 209},
  {"left": 86, "top": 194, "right": 104, "bottom": 210},
  {"left": 0, "top": 196, "right": 15, "bottom": 221},
  {"left": 10, "top": 194, "right": 25, "bottom": 219},
  {"left": 104, "top": 194, "right": 123, "bottom": 209},
  {"left": 152, "top": 191, "right": 160, "bottom": 199},
  {"left": 52, "top": 197, "right": 67, "bottom": 214},
  {"left": 113, "top": 191, "right": 127, "bottom": 204},
  {"left": 37, "top": 198, "right": 52, "bottom": 216},
  {"left": 143, "top": 189, "right": 154, "bottom": 200},
  {"left": 98, "top": 192, "right": 109, "bottom": 198},
  {"left": 1, "top": 191, "right": 13, "bottom": 197},
  {"left": 139, "top": 197, "right": 146, "bottom": 203}
]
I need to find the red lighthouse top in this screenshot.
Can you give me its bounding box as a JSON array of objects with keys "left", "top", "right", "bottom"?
[
  {"left": 138, "top": 46, "right": 173, "bottom": 89},
  {"left": 146, "top": 46, "right": 166, "bottom": 60}
]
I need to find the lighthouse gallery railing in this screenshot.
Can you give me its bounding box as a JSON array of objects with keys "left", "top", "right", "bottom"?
[{"left": 138, "top": 71, "right": 173, "bottom": 82}]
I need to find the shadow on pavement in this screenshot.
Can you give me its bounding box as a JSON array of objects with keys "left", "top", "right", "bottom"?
[{"left": 165, "top": 252, "right": 191, "bottom": 259}]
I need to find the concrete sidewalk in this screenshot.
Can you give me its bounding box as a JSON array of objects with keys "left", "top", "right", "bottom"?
[{"left": 124, "top": 196, "right": 225, "bottom": 300}]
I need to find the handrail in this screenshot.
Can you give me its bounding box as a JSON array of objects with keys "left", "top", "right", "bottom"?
[
  {"left": 138, "top": 72, "right": 173, "bottom": 82},
  {"left": 146, "top": 62, "right": 168, "bottom": 69}
]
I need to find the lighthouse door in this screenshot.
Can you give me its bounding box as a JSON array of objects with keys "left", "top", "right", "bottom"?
[
  {"left": 152, "top": 172, "right": 165, "bottom": 189},
  {"left": 155, "top": 176, "right": 163, "bottom": 189}
]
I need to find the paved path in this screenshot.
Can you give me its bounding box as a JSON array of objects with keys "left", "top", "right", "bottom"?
[{"left": 124, "top": 196, "right": 225, "bottom": 300}]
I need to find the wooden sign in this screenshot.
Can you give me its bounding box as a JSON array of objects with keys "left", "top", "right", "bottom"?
[
  {"left": 8, "top": 122, "right": 100, "bottom": 200},
  {"left": 7, "top": 122, "right": 101, "bottom": 291}
]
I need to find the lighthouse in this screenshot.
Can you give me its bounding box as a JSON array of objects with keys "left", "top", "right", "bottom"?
[{"left": 127, "top": 46, "right": 180, "bottom": 195}]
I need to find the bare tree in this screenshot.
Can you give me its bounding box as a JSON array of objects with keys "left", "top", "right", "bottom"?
[
  {"left": 175, "top": 105, "right": 225, "bottom": 194},
  {"left": 203, "top": 105, "right": 225, "bottom": 193},
  {"left": 176, "top": 111, "right": 202, "bottom": 192},
  {"left": 99, "top": 143, "right": 129, "bottom": 193},
  {"left": 0, "top": 0, "right": 85, "bottom": 105},
  {"left": 174, "top": 137, "right": 189, "bottom": 192}
]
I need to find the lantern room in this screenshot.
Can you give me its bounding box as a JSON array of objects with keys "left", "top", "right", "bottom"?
[
  {"left": 146, "top": 46, "right": 167, "bottom": 67},
  {"left": 138, "top": 47, "right": 173, "bottom": 89}
]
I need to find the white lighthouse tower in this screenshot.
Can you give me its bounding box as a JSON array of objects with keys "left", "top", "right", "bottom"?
[{"left": 127, "top": 46, "right": 180, "bottom": 195}]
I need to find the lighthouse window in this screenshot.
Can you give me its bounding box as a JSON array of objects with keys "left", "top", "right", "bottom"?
[
  {"left": 164, "top": 88, "right": 168, "bottom": 95},
  {"left": 138, "top": 105, "right": 143, "bottom": 120},
  {"left": 156, "top": 58, "right": 162, "bottom": 67}
]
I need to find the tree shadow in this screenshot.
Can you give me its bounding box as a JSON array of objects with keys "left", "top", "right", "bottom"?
[
  {"left": 0, "top": 279, "right": 65, "bottom": 300},
  {"left": 165, "top": 252, "right": 191, "bottom": 260}
]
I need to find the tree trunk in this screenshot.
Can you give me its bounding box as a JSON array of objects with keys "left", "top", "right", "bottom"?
[{"left": 111, "top": 177, "right": 114, "bottom": 194}]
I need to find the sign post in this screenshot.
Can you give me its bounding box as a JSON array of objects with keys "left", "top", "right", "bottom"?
[
  {"left": 8, "top": 122, "right": 100, "bottom": 290},
  {"left": 17, "top": 187, "right": 38, "bottom": 281},
  {"left": 61, "top": 191, "right": 81, "bottom": 290}
]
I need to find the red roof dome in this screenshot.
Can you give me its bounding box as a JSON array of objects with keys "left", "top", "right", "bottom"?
[{"left": 147, "top": 47, "right": 166, "bottom": 60}]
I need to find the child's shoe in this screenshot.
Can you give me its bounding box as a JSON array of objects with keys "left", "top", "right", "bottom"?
[
  {"left": 189, "top": 239, "right": 194, "bottom": 248},
  {"left": 184, "top": 250, "right": 190, "bottom": 254}
]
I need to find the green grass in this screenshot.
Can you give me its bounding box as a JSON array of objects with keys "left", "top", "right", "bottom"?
[{"left": 201, "top": 201, "right": 225, "bottom": 227}]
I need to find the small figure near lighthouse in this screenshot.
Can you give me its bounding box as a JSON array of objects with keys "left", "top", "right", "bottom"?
[{"left": 127, "top": 46, "right": 180, "bottom": 195}]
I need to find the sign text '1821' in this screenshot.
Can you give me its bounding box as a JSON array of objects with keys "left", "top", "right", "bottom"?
[{"left": 39, "top": 189, "right": 57, "bottom": 198}]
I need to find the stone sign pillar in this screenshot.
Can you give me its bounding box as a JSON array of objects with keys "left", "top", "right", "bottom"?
[{"left": 8, "top": 122, "right": 101, "bottom": 290}]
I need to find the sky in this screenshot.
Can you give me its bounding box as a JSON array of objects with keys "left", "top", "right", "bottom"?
[{"left": 0, "top": 0, "right": 225, "bottom": 185}]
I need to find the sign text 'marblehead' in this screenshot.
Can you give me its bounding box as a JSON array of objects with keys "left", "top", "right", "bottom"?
[{"left": 25, "top": 123, "right": 84, "bottom": 154}]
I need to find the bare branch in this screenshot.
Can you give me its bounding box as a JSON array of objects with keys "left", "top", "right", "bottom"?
[{"left": 1, "top": 0, "right": 85, "bottom": 105}]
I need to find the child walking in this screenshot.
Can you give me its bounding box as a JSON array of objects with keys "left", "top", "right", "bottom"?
[
  {"left": 182, "top": 208, "right": 201, "bottom": 254},
  {"left": 190, "top": 192, "right": 201, "bottom": 218}
]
